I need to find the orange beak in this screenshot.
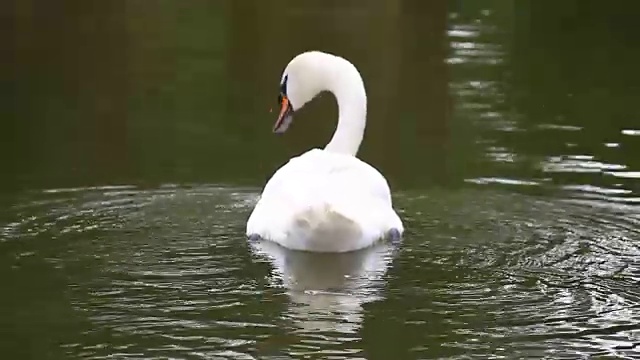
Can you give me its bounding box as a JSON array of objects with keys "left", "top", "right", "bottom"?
[
  {"left": 276, "top": 96, "right": 289, "bottom": 124},
  {"left": 273, "top": 95, "right": 294, "bottom": 133}
]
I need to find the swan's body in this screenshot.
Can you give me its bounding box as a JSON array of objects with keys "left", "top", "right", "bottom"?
[{"left": 246, "top": 51, "right": 403, "bottom": 252}]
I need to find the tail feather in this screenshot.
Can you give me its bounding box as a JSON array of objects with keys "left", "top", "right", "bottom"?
[{"left": 289, "top": 204, "right": 363, "bottom": 252}]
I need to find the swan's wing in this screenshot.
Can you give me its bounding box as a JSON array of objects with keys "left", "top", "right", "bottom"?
[
  {"left": 321, "top": 157, "right": 402, "bottom": 238},
  {"left": 331, "top": 158, "right": 394, "bottom": 205}
]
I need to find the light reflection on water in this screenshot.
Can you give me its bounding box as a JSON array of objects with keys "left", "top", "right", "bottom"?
[
  {"left": 250, "top": 240, "right": 394, "bottom": 358},
  {"left": 448, "top": 15, "right": 640, "bottom": 208}
]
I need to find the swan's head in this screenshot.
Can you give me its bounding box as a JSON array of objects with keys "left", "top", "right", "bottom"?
[{"left": 273, "top": 51, "right": 341, "bottom": 134}]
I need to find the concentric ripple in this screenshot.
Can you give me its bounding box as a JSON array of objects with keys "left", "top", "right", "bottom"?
[
  {"left": 387, "top": 190, "right": 640, "bottom": 358},
  {"left": 1, "top": 185, "right": 639, "bottom": 358}
]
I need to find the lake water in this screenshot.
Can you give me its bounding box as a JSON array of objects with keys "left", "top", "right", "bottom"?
[{"left": 3, "top": 1, "right": 640, "bottom": 359}]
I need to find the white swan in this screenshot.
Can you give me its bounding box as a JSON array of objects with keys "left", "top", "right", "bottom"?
[{"left": 246, "top": 51, "right": 404, "bottom": 252}]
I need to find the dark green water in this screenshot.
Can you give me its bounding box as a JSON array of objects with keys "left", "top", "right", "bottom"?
[{"left": 3, "top": 1, "right": 640, "bottom": 359}]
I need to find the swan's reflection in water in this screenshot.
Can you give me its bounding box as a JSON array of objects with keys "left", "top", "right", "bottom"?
[{"left": 250, "top": 240, "right": 394, "bottom": 339}]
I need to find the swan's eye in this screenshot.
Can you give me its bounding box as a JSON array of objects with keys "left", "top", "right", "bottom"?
[
  {"left": 277, "top": 75, "right": 288, "bottom": 105},
  {"left": 279, "top": 75, "right": 288, "bottom": 96}
]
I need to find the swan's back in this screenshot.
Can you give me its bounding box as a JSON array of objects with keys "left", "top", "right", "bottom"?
[
  {"left": 261, "top": 149, "right": 392, "bottom": 207},
  {"left": 246, "top": 149, "right": 402, "bottom": 251}
]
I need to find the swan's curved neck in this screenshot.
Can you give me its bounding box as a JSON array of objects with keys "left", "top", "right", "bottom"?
[{"left": 323, "top": 63, "right": 367, "bottom": 156}]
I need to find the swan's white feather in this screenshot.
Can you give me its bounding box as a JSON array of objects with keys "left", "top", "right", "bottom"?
[
  {"left": 246, "top": 149, "right": 403, "bottom": 252},
  {"left": 245, "top": 51, "right": 404, "bottom": 252}
]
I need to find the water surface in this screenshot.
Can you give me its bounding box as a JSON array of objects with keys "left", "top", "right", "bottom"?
[
  {"left": 3, "top": 1, "right": 640, "bottom": 358},
  {"left": 1, "top": 185, "right": 639, "bottom": 358}
]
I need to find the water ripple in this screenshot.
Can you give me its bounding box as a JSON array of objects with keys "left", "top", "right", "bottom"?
[
  {"left": 2, "top": 186, "right": 640, "bottom": 358},
  {"left": 394, "top": 190, "right": 640, "bottom": 358}
]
